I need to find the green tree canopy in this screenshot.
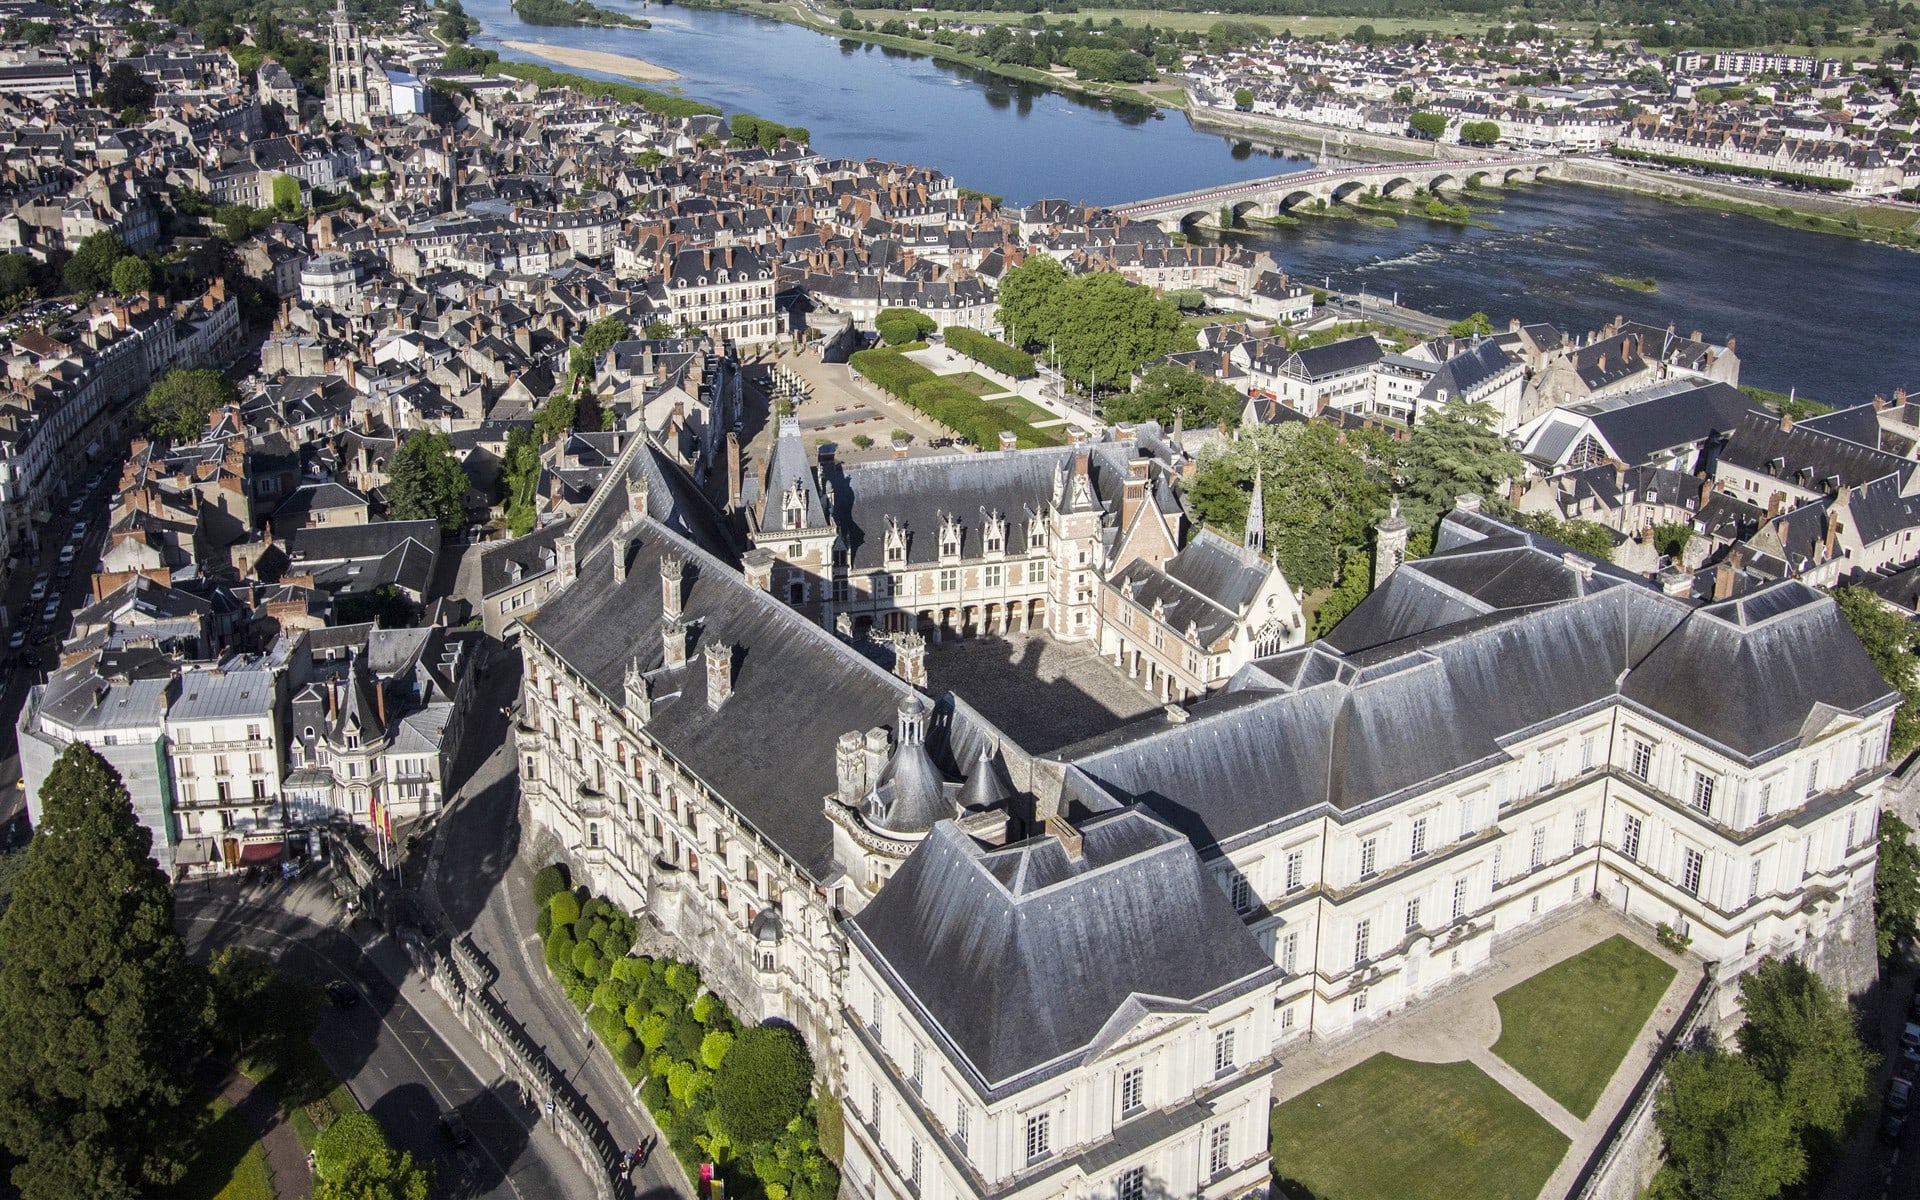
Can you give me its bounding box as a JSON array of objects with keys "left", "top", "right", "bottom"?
[
  {"left": 271, "top": 174, "right": 305, "bottom": 217},
  {"left": 386, "top": 430, "right": 471, "bottom": 533},
  {"left": 1655, "top": 1049, "right": 1803, "bottom": 1200},
  {"left": 98, "top": 63, "right": 155, "bottom": 113},
  {"left": 139, "top": 368, "right": 238, "bottom": 444},
  {"left": 1233, "top": 86, "right": 1254, "bottom": 109},
  {"left": 1732, "top": 956, "right": 1874, "bottom": 1147},
  {"left": 1510, "top": 512, "right": 1616, "bottom": 561},
  {"left": 995, "top": 254, "right": 1070, "bottom": 351},
  {"left": 109, "top": 255, "right": 153, "bottom": 298},
  {"left": 875, "top": 308, "right": 935, "bottom": 346},
  {"left": 1447, "top": 311, "right": 1494, "bottom": 337},
  {"left": 315, "top": 1110, "right": 390, "bottom": 1180},
  {"left": 713, "top": 1024, "right": 813, "bottom": 1146},
  {"left": 208, "top": 946, "right": 316, "bottom": 1061},
  {"left": 1408, "top": 111, "right": 1449, "bottom": 138},
  {"left": 1878, "top": 812, "right": 1920, "bottom": 958},
  {"left": 1188, "top": 423, "right": 1389, "bottom": 592},
  {"left": 1002, "top": 267, "right": 1191, "bottom": 393},
  {"left": 1831, "top": 586, "right": 1920, "bottom": 756},
  {"left": 568, "top": 316, "right": 632, "bottom": 378},
  {"left": 1397, "top": 400, "right": 1523, "bottom": 530},
  {"left": 313, "top": 1145, "right": 431, "bottom": 1200},
  {"left": 1103, "top": 364, "right": 1243, "bottom": 430},
  {"left": 62, "top": 231, "right": 128, "bottom": 298},
  {"left": 0, "top": 743, "right": 211, "bottom": 1200}
]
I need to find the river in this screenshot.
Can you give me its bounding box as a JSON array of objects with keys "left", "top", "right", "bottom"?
[{"left": 466, "top": 0, "right": 1920, "bottom": 402}]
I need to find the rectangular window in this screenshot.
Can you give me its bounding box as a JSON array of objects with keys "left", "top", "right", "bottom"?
[
  {"left": 1491, "top": 847, "right": 1502, "bottom": 885},
  {"left": 1405, "top": 896, "right": 1421, "bottom": 933},
  {"left": 1682, "top": 847, "right": 1704, "bottom": 895},
  {"left": 1025, "top": 1112, "right": 1051, "bottom": 1162},
  {"left": 1285, "top": 851, "right": 1304, "bottom": 893},
  {"left": 1630, "top": 739, "right": 1652, "bottom": 781},
  {"left": 1530, "top": 826, "right": 1546, "bottom": 871},
  {"left": 1573, "top": 809, "right": 1588, "bottom": 849},
  {"left": 909, "top": 1141, "right": 922, "bottom": 1188},
  {"left": 954, "top": 1105, "right": 969, "bottom": 1150},
  {"left": 939, "top": 567, "right": 959, "bottom": 592},
  {"left": 1749, "top": 860, "right": 1762, "bottom": 903},
  {"left": 1847, "top": 812, "right": 1858, "bottom": 851},
  {"left": 984, "top": 564, "right": 1003, "bottom": 588},
  {"left": 870, "top": 1082, "right": 880, "bottom": 1123},
  {"left": 1212, "top": 1028, "right": 1237, "bottom": 1075},
  {"left": 910, "top": 1043, "right": 924, "bottom": 1091},
  {"left": 1536, "top": 751, "right": 1557, "bottom": 793},
  {"left": 1208, "top": 1124, "right": 1232, "bottom": 1177},
  {"left": 1758, "top": 781, "right": 1773, "bottom": 821},
  {"left": 1691, "top": 771, "right": 1715, "bottom": 817},
  {"left": 1359, "top": 837, "right": 1377, "bottom": 879},
  {"left": 1280, "top": 931, "right": 1298, "bottom": 974},
  {"left": 1580, "top": 734, "right": 1597, "bottom": 772},
  {"left": 1280, "top": 1006, "right": 1296, "bottom": 1030},
  {"left": 1805, "top": 760, "right": 1821, "bottom": 798},
  {"left": 1622, "top": 813, "right": 1642, "bottom": 862},
  {"left": 1354, "top": 918, "right": 1371, "bottom": 965},
  {"left": 1452, "top": 876, "right": 1469, "bottom": 920},
  {"left": 1352, "top": 989, "right": 1369, "bottom": 1014},
  {"left": 1120, "top": 1067, "right": 1144, "bottom": 1116},
  {"left": 1031, "top": 559, "right": 1047, "bottom": 582},
  {"left": 1459, "top": 796, "right": 1476, "bottom": 841},
  {"left": 1228, "top": 871, "right": 1253, "bottom": 914},
  {"left": 1410, "top": 817, "right": 1428, "bottom": 859},
  {"left": 1118, "top": 1168, "right": 1146, "bottom": 1200}
]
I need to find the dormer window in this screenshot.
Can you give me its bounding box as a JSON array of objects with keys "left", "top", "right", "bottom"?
[
  {"left": 1029, "top": 518, "right": 1046, "bottom": 551},
  {"left": 783, "top": 480, "right": 806, "bottom": 530},
  {"left": 939, "top": 514, "right": 962, "bottom": 561},
  {"left": 983, "top": 511, "right": 1006, "bottom": 556},
  {"left": 884, "top": 519, "right": 908, "bottom": 566}
]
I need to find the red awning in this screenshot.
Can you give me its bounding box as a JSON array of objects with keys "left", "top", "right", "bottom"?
[{"left": 239, "top": 843, "right": 284, "bottom": 864}]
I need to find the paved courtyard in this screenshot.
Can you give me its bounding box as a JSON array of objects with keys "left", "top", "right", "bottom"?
[
  {"left": 1269, "top": 906, "right": 1699, "bottom": 1200},
  {"left": 924, "top": 631, "right": 1161, "bottom": 754}
]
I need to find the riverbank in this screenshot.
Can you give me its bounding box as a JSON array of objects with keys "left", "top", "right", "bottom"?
[
  {"left": 498, "top": 39, "right": 679, "bottom": 80},
  {"left": 1184, "top": 104, "right": 1484, "bottom": 163}
]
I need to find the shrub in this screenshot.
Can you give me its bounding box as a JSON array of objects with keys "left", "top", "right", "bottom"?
[
  {"left": 665, "top": 961, "right": 701, "bottom": 1000},
  {"left": 638, "top": 1011, "right": 670, "bottom": 1050},
  {"left": 617, "top": 1039, "right": 646, "bottom": 1078},
  {"left": 535, "top": 905, "right": 553, "bottom": 940},
  {"left": 314, "top": 1111, "right": 389, "bottom": 1180},
  {"left": 548, "top": 889, "right": 581, "bottom": 929},
  {"left": 544, "top": 927, "right": 577, "bottom": 971},
  {"left": 944, "top": 326, "right": 1035, "bottom": 377},
  {"left": 714, "top": 1025, "right": 815, "bottom": 1146},
  {"left": 641, "top": 1073, "right": 671, "bottom": 1112},
  {"left": 693, "top": 992, "right": 716, "bottom": 1024},
  {"left": 875, "top": 308, "right": 935, "bottom": 346},
  {"left": 701, "top": 1030, "right": 735, "bottom": 1070},
  {"left": 848, "top": 348, "right": 937, "bottom": 400},
  {"left": 532, "top": 863, "right": 569, "bottom": 908}
]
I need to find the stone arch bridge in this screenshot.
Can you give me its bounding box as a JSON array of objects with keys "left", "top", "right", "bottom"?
[{"left": 1110, "top": 155, "right": 1566, "bottom": 232}]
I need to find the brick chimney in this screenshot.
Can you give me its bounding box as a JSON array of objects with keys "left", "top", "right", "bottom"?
[
  {"left": 661, "top": 553, "right": 683, "bottom": 619},
  {"left": 704, "top": 639, "right": 733, "bottom": 709},
  {"left": 1780, "top": 411, "right": 1793, "bottom": 432},
  {"left": 726, "top": 431, "right": 742, "bottom": 507},
  {"left": 1122, "top": 459, "right": 1148, "bottom": 529},
  {"left": 1454, "top": 492, "right": 1483, "bottom": 513},
  {"left": 742, "top": 546, "right": 775, "bottom": 591},
  {"left": 662, "top": 613, "right": 688, "bottom": 670},
  {"left": 998, "top": 430, "right": 1017, "bottom": 454},
  {"left": 1044, "top": 814, "right": 1083, "bottom": 861},
  {"left": 1713, "top": 559, "right": 1737, "bottom": 601}
]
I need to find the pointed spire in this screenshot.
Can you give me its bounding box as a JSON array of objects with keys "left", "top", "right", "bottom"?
[{"left": 1244, "top": 461, "right": 1265, "bottom": 554}]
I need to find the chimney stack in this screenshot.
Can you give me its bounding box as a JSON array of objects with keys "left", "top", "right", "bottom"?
[
  {"left": 1121, "top": 459, "right": 1148, "bottom": 529},
  {"left": 662, "top": 614, "right": 688, "bottom": 670},
  {"left": 661, "top": 552, "right": 684, "bottom": 619},
  {"left": 834, "top": 730, "right": 867, "bottom": 807},
  {"left": 1780, "top": 411, "right": 1794, "bottom": 433},
  {"left": 727, "top": 431, "right": 742, "bottom": 507},
  {"left": 999, "top": 430, "right": 1018, "bottom": 454},
  {"left": 893, "top": 632, "right": 927, "bottom": 688},
  {"left": 1044, "top": 815, "right": 1084, "bottom": 861},
  {"left": 704, "top": 639, "right": 733, "bottom": 709},
  {"left": 1454, "top": 492, "right": 1483, "bottom": 513},
  {"left": 1713, "top": 559, "right": 1737, "bottom": 601},
  {"left": 742, "top": 546, "right": 775, "bottom": 592}
]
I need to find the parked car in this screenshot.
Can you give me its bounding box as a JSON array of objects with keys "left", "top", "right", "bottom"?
[
  {"left": 56, "top": 545, "right": 74, "bottom": 565},
  {"left": 6, "top": 630, "right": 23, "bottom": 651},
  {"left": 39, "top": 601, "right": 59, "bottom": 624},
  {"left": 71, "top": 520, "right": 87, "bottom": 538},
  {"left": 27, "top": 577, "right": 46, "bottom": 602},
  {"left": 65, "top": 496, "right": 84, "bottom": 514},
  {"left": 439, "top": 1110, "right": 472, "bottom": 1148},
  {"left": 1889, "top": 1076, "right": 1913, "bottom": 1115},
  {"left": 324, "top": 980, "right": 358, "bottom": 1008},
  {"left": 1883, "top": 1109, "right": 1908, "bottom": 1146}
]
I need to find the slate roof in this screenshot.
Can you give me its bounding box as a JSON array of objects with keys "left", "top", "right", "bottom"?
[
  {"left": 1721, "top": 407, "right": 1914, "bottom": 493},
  {"left": 525, "top": 518, "right": 933, "bottom": 880},
  {"left": 845, "top": 810, "right": 1278, "bottom": 1093},
  {"left": 1055, "top": 511, "right": 1896, "bottom": 851}
]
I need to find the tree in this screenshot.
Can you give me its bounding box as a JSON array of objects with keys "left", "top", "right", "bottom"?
[
  {"left": 271, "top": 174, "right": 305, "bottom": 217},
  {"left": 1042, "top": 271, "right": 1192, "bottom": 392},
  {"left": 1397, "top": 400, "right": 1523, "bottom": 530},
  {"left": 109, "top": 255, "right": 153, "bottom": 298},
  {"left": 0, "top": 743, "right": 210, "bottom": 1199},
  {"left": 1447, "top": 311, "right": 1494, "bottom": 337},
  {"left": 1393, "top": 85, "right": 1414, "bottom": 104},
  {"left": 1878, "top": 813, "right": 1920, "bottom": 958},
  {"left": 1313, "top": 548, "right": 1373, "bottom": 635},
  {"left": 316, "top": 1110, "right": 391, "bottom": 1179},
  {"left": 568, "top": 316, "right": 631, "bottom": 379},
  {"left": 1696, "top": 86, "right": 1724, "bottom": 105},
  {"left": 1188, "top": 423, "right": 1388, "bottom": 592},
  {"left": 1104, "top": 364, "right": 1242, "bottom": 430},
  {"left": 1831, "top": 586, "right": 1920, "bottom": 757},
  {"left": 386, "top": 430, "right": 471, "bottom": 533},
  {"left": 874, "top": 308, "right": 935, "bottom": 346},
  {"left": 97, "top": 62, "right": 154, "bottom": 112},
  {"left": 713, "top": 1024, "right": 814, "bottom": 1146},
  {"left": 1511, "top": 512, "right": 1615, "bottom": 560},
  {"left": 138, "top": 368, "right": 237, "bottom": 444},
  {"left": 1733, "top": 956, "right": 1874, "bottom": 1151},
  {"left": 1233, "top": 87, "right": 1254, "bottom": 110},
  {"left": 1408, "top": 111, "right": 1449, "bottom": 139},
  {"left": 995, "top": 254, "right": 1069, "bottom": 351},
  {"left": 208, "top": 946, "right": 316, "bottom": 1061},
  {"left": 62, "top": 230, "right": 127, "bottom": 298},
  {"left": 0, "top": 251, "right": 38, "bottom": 307},
  {"left": 1654, "top": 1049, "right": 1804, "bottom": 1200}
]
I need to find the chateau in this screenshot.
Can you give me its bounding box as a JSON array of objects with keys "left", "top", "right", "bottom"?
[{"left": 517, "top": 429, "right": 1895, "bottom": 1200}]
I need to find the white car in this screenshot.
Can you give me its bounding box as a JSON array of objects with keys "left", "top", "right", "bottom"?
[
  {"left": 6, "top": 629, "right": 23, "bottom": 651},
  {"left": 57, "top": 545, "right": 75, "bottom": 564},
  {"left": 71, "top": 520, "right": 87, "bottom": 538},
  {"left": 39, "top": 600, "right": 59, "bottom": 624},
  {"left": 28, "top": 577, "right": 47, "bottom": 602}
]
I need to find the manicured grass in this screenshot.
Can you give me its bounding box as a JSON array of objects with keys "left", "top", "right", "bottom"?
[
  {"left": 1491, "top": 934, "right": 1677, "bottom": 1119},
  {"left": 943, "top": 370, "right": 1003, "bottom": 396},
  {"left": 172, "top": 1095, "right": 274, "bottom": 1200},
  {"left": 1269, "top": 1053, "right": 1568, "bottom": 1200},
  {"left": 981, "top": 393, "right": 1063, "bottom": 432},
  {"left": 241, "top": 1036, "right": 360, "bottom": 1151}
]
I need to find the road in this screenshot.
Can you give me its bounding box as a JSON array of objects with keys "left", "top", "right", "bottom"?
[
  {"left": 1823, "top": 948, "right": 1920, "bottom": 1200},
  {"left": 420, "top": 655, "right": 691, "bottom": 1199},
  {"left": 177, "top": 875, "right": 594, "bottom": 1200}
]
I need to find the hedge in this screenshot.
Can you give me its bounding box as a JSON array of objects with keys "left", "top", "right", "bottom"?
[
  {"left": 849, "top": 348, "right": 936, "bottom": 399},
  {"left": 852, "top": 349, "right": 1059, "bottom": 448},
  {"left": 1609, "top": 146, "right": 1853, "bottom": 192},
  {"left": 943, "top": 326, "right": 1035, "bottom": 378}
]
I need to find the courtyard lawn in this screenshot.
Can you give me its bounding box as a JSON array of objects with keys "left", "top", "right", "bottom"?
[
  {"left": 172, "top": 1095, "right": 274, "bottom": 1200},
  {"left": 942, "top": 370, "right": 1004, "bottom": 396},
  {"left": 981, "top": 393, "right": 1060, "bottom": 427},
  {"left": 1491, "top": 934, "right": 1677, "bottom": 1119},
  {"left": 1269, "top": 1054, "right": 1567, "bottom": 1200}
]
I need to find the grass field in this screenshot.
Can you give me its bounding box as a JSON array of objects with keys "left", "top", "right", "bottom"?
[
  {"left": 944, "top": 370, "right": 1003, "bottom": 396},
  {"left": 172, "top": 1095, "right": 274, "bottom": 1200},
  {"left": 1491, "top": 935, "right": 1677, "bottom": 1119},
  {"left": 981, "top": 392, "right": 1059, "bottom": 426},
  {"left": 840, "top": 7, "right": 1528, "bottom": 39},
  {"left": 1269, "top": 1053, "right": 1569, "bottom": 1200}
]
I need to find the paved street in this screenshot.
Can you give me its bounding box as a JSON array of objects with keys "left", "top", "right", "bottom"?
[
  {"left": 177, "top": 874, "right": 593, "bottom": 1200},
  {"left": 1823, "top": 949, "right": 1920, "bottom": 1200}
]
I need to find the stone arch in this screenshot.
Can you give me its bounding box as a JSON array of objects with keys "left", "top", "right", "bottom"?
[
  {"left": 1466, "top": 170, "right": 1491, "bottom": 190},
  {"left": 1503, "top": 167, "right": 1527, "bottom": 186},
  {"left": 1379, "top": 176, "right": 1417, "bottom": 197},
  {"left": 1277, "top": 189, "right": 1317, "bottom": 213},
  {"left": 1231, "top": 198, "right": 1264, "bottom": 224},
  {"left": 1427, "top": 172, "right": 1459, "bottom": 194},
  {"left": 1330, "top": 180, "right": 1368, "bottom": 205},
  {"left": 1178, "top": 208, "right": 1213, "bottom": 230}
]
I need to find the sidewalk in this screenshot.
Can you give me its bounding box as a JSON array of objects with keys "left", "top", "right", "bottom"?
[{"left": 215, "top": 1067, "right": 311, "bottom": 1200}]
